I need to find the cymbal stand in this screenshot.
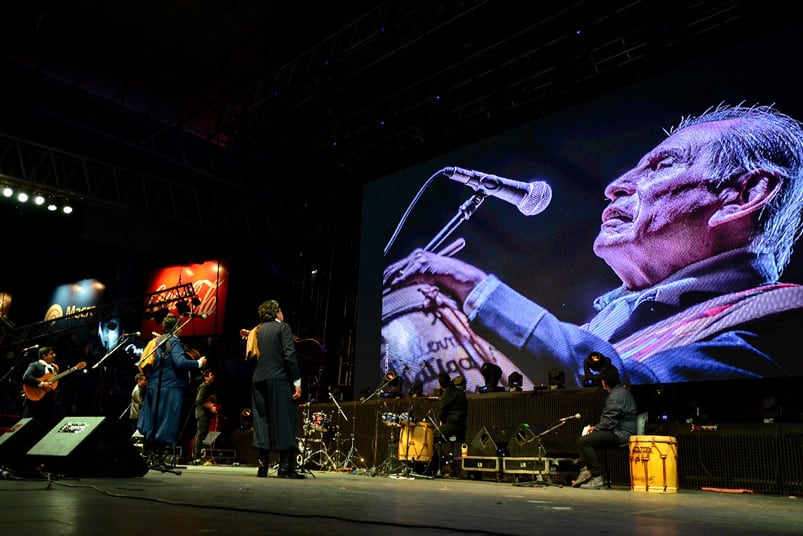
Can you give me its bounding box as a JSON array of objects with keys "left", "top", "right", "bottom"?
[
  {"left": 330, "top": 390, "right": 364, "bottom": 470},
  {"left": 377, "top": 424, "right": 402, "bottom": 476},
  {"left": 513, "top": 419, "right": 569, "bottom": 488}
]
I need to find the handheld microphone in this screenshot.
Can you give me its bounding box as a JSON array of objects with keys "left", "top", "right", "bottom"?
[
  {"left": 443, "top": 166, "right": 552, "bottom": 216},
  {"left": 122, "top": 331, "right": 141, "bottom": 338},
  {"left": 559, "top": 413, "right": 581, "bottom": 422},
  {"left": 189, "top": 313, "right": 208, "bottom": 319},
  {"left": 22, "top": 344, "right": 39, "bottom": 352}
]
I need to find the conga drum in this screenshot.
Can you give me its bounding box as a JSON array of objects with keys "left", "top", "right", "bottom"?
[
  {"left": 629, "top": 435, "right": 678, "bottom": 493},
  {"left": 398, "top": 422, "right": 435, "bottom": 462}
]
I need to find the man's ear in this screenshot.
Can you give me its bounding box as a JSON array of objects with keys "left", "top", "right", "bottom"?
[{"left": 709, "top": 171, "right": 781, "bottom": 227}]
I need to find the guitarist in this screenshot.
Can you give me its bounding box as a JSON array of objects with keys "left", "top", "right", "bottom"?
[{"left": 21, "top": 346, "right": 59, "bottom": 428}]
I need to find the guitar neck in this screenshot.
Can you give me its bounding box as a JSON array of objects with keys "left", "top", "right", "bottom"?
[{"left": 49, "top": 362, "right": 87, "bottom": 381}]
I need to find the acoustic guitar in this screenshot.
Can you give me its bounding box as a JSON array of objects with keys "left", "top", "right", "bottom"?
[{"left": 22, "top": 361, "right": 87, "bottom": 401}]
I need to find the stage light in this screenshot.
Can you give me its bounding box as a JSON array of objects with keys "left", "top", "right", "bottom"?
[
  {"left": 479, "top": 362, "right": 504, "bottom": 393},
  {"left": 2, "top": 186, "right": 12, "bottom": 198},
  {"left": 62, "top": 204, "right": 73, "bottom": 214},
  {"left": 508, "top": 371, "right": 523, "bottom": 392},
  {"left": 33, "top": 194, "right": 45, "bottom": 206},
  {"left": 548, "top": 368, "right": 566, "bottom": 390},
  {"left": 582, "top": 352, "right": 611, "bottom": 387},
  {"left": 176, "top": 300, "right": 191, "bottom": 316},
  {"left": 17, "top": 192, "right": 28, "bottom": 203}
]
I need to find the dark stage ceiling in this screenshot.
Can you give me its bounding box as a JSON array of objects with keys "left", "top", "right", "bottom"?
[
  {"left": 1, "top": 0, "right": 800, "bottom": 356},
  {"left": 2, "top": 1, "right": 799, "bottom": 248}
]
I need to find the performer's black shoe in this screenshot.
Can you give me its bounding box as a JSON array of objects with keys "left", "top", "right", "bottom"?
[{"left": 257, "top": 461, "right": 268, "bottom": 478}]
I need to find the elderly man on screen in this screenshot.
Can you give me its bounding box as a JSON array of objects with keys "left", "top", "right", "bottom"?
[{"left": 384, "top": 104, "right": 803, "bottom": 386}]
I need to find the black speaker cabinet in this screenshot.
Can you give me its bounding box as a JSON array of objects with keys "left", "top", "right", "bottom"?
[
  {"left": 0, "top": 418, "right": 48, "bottom": 471},
  {"left": 26, "top": 416, "right": 147, "bottom": 477},
  {"left": 469, "top": 426, "right": 512, "bottom": 457},
  {"left": 507, "top": 424, "right": 543, "bottom": 458}
]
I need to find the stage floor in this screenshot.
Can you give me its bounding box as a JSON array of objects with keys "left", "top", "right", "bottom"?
[{"left": 1, "top": 464, "right": 800, "bottom": 535}]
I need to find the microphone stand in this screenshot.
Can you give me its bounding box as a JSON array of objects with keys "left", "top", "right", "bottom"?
[
  {"left": 93, "top": 334, "right": 133, "bottom": 370},
  {"left": 513, "top": 419, "right": 573, "bottom": 488},
  {"left": 0, "top": 347, "right": 36, "bottom": 382},
  {"left": 423, "top": 192, "right": 486, "bottom": 253},
  {"left": 360, "top": 373, "right": 397, "bottom": 404}
]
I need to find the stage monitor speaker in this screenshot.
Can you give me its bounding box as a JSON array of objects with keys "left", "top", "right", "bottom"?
[
  {"left": 508, "top": 423, "right": 543, "bottom": 458},
  {"left": 469, "top": 425, "right": 512, "bottom": 457},
  {"left": 0, "top": 418, "right": 48, "bottom": 471},
  {"left": 27, "top": 416, "right": 147, "bottom": 477}
]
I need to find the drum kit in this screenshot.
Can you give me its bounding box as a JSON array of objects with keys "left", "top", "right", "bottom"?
[{"left": 297, "top": 395, "right": 366, "bottom": 473}]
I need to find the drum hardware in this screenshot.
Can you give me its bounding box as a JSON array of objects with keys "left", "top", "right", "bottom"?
[
  {"left": 296, "top": 401, "right": 323, "bottom": 477},
  {"left": 328, "top": 389, "right": 365, "bottom": 470}
]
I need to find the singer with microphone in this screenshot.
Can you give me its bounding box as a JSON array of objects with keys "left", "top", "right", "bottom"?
[
  {"left": 571, "top": 363, "right": 637, "bottom": 490},
  {"left": 383, "top": 104, "right": 803, "bottom": 391}
]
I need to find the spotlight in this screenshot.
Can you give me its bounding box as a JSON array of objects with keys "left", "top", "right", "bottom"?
[
  {"left": 62, "top": 204, "right": 73, "bottom": 214},
  {"left": 17, "top": 192, "right": 28, "bottom": 203},
  {"left": 2, "top": 187, "right": 12, "bottom": 198},
  {"left": 149, "top": 308, "right": 169, "bottom": 324},
  {"left": 479, "top": 362, "right": 504, "bottom": 393},
  {"left": 33, "top": 194, "right": 45, "bottom": 206},
  {"left": 548, "top": 368, "right": 566, "bottom": 389},
  {"left": 508, "top": 371, "right": 523, "bottom": 392},
  {"left": 582, "top": 351, "right": 611, "bottom": 387},
  {"left": 176, "top": 300, "right": 191, "bottom": 316},
  {"left": 47, "top": 202, "right": 58, "bottom": 211}
]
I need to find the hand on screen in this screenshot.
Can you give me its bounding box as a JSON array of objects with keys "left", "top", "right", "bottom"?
[{"left": 382, "top": 248, "right": 487, "bottom": 305}]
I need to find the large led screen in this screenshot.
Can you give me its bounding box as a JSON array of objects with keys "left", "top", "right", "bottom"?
[{"left": 356, "top": 25, "right": 803, "bottom": 397}]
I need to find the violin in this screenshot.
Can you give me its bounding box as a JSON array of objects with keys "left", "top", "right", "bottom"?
[
  {"left": 137, "top": 338, "right": 204, "bottom": 373},
  {"left": 183, "top": 344, "right": 204, "bottom": 361}
]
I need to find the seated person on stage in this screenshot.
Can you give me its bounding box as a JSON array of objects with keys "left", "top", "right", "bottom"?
[
  {"left": 435, "top": 371, "right": 468, "bottom": 476},
  {"left": 436, "top": 372, "right": 468, "bottom": 443},
  {"left": 572, "top": 364, "right": 637, "bottom": 490}
]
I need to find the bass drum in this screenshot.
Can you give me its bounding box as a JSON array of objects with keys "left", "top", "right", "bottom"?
[{"left": 382, "top": 284, "right": 526, "bottom": 395}]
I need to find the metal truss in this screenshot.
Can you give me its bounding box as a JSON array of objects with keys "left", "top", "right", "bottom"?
[
  {"left": 0, "top": 132, "right": 273, "bottom": 244},
  {"left": 0, "top": 283, "right": 196, "bottom": 351}
]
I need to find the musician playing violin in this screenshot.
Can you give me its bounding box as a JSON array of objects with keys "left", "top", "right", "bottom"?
[
  {"left": 192, "top": 368, "right": 218, "bottom": 464},
  {"left": 137, "top": 313, "right": 207, "bottom": 470},
  {"left": 21, "top": 346, "right": 60, "bottom": 428}
]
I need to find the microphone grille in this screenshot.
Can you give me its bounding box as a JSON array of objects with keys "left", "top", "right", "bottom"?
[{"left": 518, "top": 182, "right": 552, "bottom": 216}]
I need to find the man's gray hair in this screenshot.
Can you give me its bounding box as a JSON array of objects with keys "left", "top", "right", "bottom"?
[{"left": 672, "top": 103, "right": 803, "bottom": 275}]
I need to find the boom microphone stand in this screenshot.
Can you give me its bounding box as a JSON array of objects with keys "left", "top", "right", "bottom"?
[{"left": 512, "top": 418, "right": 573, "bottom": 488}]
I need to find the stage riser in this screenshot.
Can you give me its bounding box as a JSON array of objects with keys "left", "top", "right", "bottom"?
[{"left": 287, "top": 386, "right": 803, "bottom": 494}]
